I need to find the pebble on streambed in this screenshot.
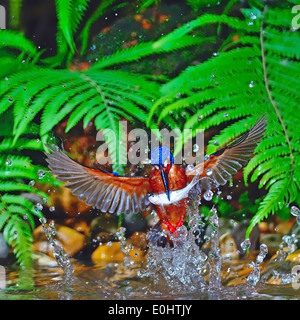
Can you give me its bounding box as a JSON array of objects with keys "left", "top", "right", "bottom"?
[
  {"left": 91, "top": 242, "right": 146, "bottom": 264},
  {"left": 33, "top": 224, "right": 86, "bottom": 257}
]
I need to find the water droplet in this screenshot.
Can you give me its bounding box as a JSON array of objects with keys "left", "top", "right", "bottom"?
[
  {"left": 8, "top": 96, "right": 13, "bottom": 103},
  {"left": 187, "top": 164, "right": 194, "bottom": 171},
  {"left": 28, "top": 180, "right": 35, "bottom": 187},
  {"left": 39, "top": 217, "right": 47, "bottom": 224},
  {"left": 193, "top": 144, "right": 199, "bottom": 152},
  {"left": 51, "top": 144, "right": 60, "bottom": 151},
  {"left": 176, "top": 93, "right": 181, "bottom": 98},
  {"left": 249, "top": 81, "right": 254, "bottom": 88},
  {"left": 213, "top": 141, "right": 219, "bottom": 146},
  {"left": 260, "top": 243, "right": 268, "bottom": 256},
  {"left": 78, "top": 193, "right": 85, "bottom": 201},
  {"left": 240, "top": 238, "right": 251, "bottom": 251},
  {"left": 226, "top": 195, "right": 232, "bottom": 200},
  {"left": 248, "top": 21, "right": 254, "bottom": 26},
  {"left": 291, "top": 206, "right": 300, "bottom": 217},
  {"left": 198, "top": 115, "right": 203, "bottom": 121},
  {"left": 49, "top": 206, "right": 55, "bottom": 212},
  {"left": 42, "top": 198, "right": 48, "bottom": 204},
  {"left": 212, "top": 52, "right": 219, "bottom": 57},
  {"left": 204, "top": 190, "right": 213, "bottom": 201},
  {"left": 22, "top": 59, "right": 26, "bottom": 63},
  {"left": 256, "top": 253, "right": 264, "bottom": 264},
  {"left": 5, "top": 158, "right": 12, "bottom": 166},
  {"left": 250, "top": 12, "right": 257, "bottom": 20},
  {"left": 224, "top": 113, "right": 229, "bottom": 118},
  {"left": 34, "top": 203, "right": 43, "bottom": 212},
  {"left": 204, "top": 154, "right": 210, "bottom": 161},
  {"left": 206, "top": 168, "right": 213, "bottom": 176},
  {"left": 209, "top": 211, "right": 219, "bottom": 227},
  {"left": 107, "top": 241, "right": 113, "bottom": 247},
  {"left": 247, "top": 266, "right": 260, "bottom": 286},
  {"left": 23, "top": 214, "right": 28, "bottom": 220},
  {"left": 38, "top": 169, "right": 45, "bottom": 179}
]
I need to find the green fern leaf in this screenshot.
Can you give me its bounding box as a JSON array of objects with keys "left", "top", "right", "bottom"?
[
  {"left": 0, "top": 30, "right": 38, "bottom": 57},
  {"left": 78, "top": 0, "right": 118, "bottom": 55}
]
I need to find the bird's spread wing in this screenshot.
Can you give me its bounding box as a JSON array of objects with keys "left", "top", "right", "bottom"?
[
  {"left": 186, "top": 116, "right": 267, "bottom": 190},
  {"left": 45, "top": 148, "right": 151, "bottom": 214}
]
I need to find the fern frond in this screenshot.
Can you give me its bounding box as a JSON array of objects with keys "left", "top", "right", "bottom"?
[
  {"left": 93, "top": 36, "right": 212, "bottom": 70},
  {"left": 78, "top": 0, "right": 118, "bottom": 55},
  {"left": 0, "top": 66, "right": 160, "bottom": 173},
  {"left": 0, "top": 115, "right": 59, "bottom": 268},
  {"left": 55, "top": 0, "right": 76, "bottom": 53},
  {"left": 137, "top": 0, "right": 161, "bottom": 12},
  {"left": 0, "top": 30, "right": 38, "bottom": 57}
]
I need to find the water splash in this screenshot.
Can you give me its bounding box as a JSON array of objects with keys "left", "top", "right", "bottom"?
[
  {"left": 247, "top": 243, "right": 268, "bottom": 286},
  {"left": 240, "top": 238, "right": 251, "bottom": 252},
  {"left": 39, "top": 217, "right": 74, "bottom": 278},
  {"left": 141, "top": 199, "right": 227, "bottom": 295},
  {"left": 291, "top": 205, "right": 300, "bottom": 225},
  {"left": 207, "top": 207, "right": 222, "bottom": 293},
  {"left": 143, "top": 226, "right": 208, "bottom": 293}
]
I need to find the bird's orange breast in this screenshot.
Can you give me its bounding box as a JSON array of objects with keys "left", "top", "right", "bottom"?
[{"left": 149, "top": 165, "right": 188, "bottom": 233}]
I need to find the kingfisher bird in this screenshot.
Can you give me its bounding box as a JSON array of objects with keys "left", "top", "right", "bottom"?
[{"left": 45, "top": 116, "right": 267, "bottom": 247}]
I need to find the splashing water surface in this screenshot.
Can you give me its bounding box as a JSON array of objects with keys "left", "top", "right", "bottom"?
[{"left": 1, "top": 202, "right": 300, "bottom": 300}]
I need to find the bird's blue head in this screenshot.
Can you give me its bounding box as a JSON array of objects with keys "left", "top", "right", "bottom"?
[
  {"left": 150, "top": 146, "right": 173, "bottom": 201},
  {"left": 150, "top": 146, "right": 174, "bottom": 167}
]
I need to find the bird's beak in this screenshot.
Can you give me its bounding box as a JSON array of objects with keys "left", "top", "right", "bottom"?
[{"left": 160, "top": 166, "right": 170, "bottom": 201}]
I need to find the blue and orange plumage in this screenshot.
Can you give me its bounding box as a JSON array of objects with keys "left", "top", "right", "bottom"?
[{"left": 45, "top": 116, "right": 267, "bottom": 247}]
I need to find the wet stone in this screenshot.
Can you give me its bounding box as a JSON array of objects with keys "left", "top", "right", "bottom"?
[
  {"left": 286, "top": 249, "right": 300, "bottom": 263},
  {"left": 260, "top": 233, "right": 283, "bottom": 256},
  {"left": 90, "top": 214, "right": 119, "bottom": 235},
  {"left": 275, "top": 218, "right": 295, "bottom": 235},
  {"left": 218, "top": 233, "right": 239, "bottom": 261},
  {"left": 129, "top": 231, "right": 148, "bottom": 251},
  {"left": 33, "top": 224, "right": 86, "bottom": 257},
  {"left": 91, "top": 242, "right": 146, "bottom": 264},
  {"left": 33, "top": 252, "right": 58, "bottom": 267}
]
